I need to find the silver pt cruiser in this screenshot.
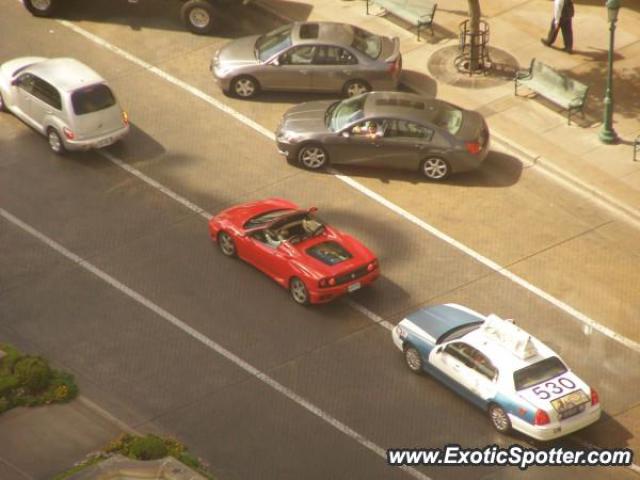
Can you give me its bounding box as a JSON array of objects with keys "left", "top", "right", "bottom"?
[
  {"left": 0, "top": 57, "right": 129, "bottom": 154},
  {"left": 211, "top": 22, "right": 401, "bottom": 99}
]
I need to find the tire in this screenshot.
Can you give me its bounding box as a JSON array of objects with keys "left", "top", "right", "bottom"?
[
  {"left": 47, "top": 128, "right": 65, "bottom": 154},
  {"left": 297, "top": 143, "right": 328, "bottom": 170},
  {"left": 230, "top": 76, "right": 259, "bottom": 99},
  {"left": 421, "top": 156, "right": 450, "bottom": 181},
  {"left": 23, "top": 0, "right": 57, "bottom": 17},
  {"left": 342, "top": 79, "right": 370, "bottom": 98},
  {"left": 217, "top": 231, "right": 237, "bottom": 257},
  {"left": 488, "top": 404, "right": 512, "bottom": 434},
  {"left": 404, "top": 345, "right": 423, "bottom": 373},
  {"left": 289, "top": 277, "right": 310, "bottom": 305},
  {"left": 181, "top": 0, "right": 215, "bottom": 35}
]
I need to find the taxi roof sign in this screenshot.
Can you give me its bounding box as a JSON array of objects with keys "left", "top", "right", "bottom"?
[{"left": 481, "top": 314, "right": 538, "bottom": 360}]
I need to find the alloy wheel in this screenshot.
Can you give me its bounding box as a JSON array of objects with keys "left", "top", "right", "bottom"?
[
  {"left": 48, "top": 130, "right": 63, "bottom": 153},
  {"left": 233, "top": 78, "right": 256, "bottom": 98},
  {"left": 404, "top": 347, "right": 422, "bottom": 372},
  {"left": 345, "top": 81, "right": 369, "bottom": 98},
  {"left": 31, "top": 0, "right": 52, "bottom": 11},
  {"left": 188, "top": 8, "right": 211, "bottom": 29},
  {"left": 218, "top": 232, "right": 236, "bottom": 257},
  {"left": 290, "top": 277, "right": 309, "bottom": 305},
  {"left": 298, "top": 146, "right": 327, "bottom": 169},
  {"left": 490, "top": 405, "right": 511, "bottom": 433},
  {"left": 422, "top": 157, "right": 449, "bottom": 180}
]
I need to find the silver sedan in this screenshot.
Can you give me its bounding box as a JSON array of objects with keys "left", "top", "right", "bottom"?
[
  {"left": 0, "top": 57, "right": 129, "bottom": 154},
  {"left": 211, "top": 22, "right": 401, "bottom": 99}
]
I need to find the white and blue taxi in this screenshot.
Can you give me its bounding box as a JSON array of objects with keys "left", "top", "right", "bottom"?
[{"left": 392, "top": 304, "right": 601, "bottom": 440}]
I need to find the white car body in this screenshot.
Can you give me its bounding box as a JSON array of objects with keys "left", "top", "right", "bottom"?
[
  {"left": 392, "top": 303, "right": 601, "bottom": 441},
  {"left": 0, "top": 57, "right": 129, "bottom": 153}
]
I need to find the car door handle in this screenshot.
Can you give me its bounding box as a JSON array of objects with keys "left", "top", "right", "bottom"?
[
  {"left": 415, "top": 144, "right": 427, "bottom": 149},
  {"left": 374, "top": 143, "right": 382, "bottom": 147},
  {"left": 342, "top": 70, "right": 351, "bottom": 75},
  {"left": 299, "top": 70, "right": 310, "bottom": 75}
]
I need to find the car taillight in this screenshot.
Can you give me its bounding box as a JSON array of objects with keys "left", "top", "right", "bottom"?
[
  {"left": 122, "top": 111, "right": 129, "bottom": 125},
  {"left": 367, "top": 259, "right": 378, "bottom": 271},
  {"left": 319, "top": 277, "right": 336, "bottom": 288},
  {"left": 465, "top": 141, "right": 482, "bottom": 155},
  {"left": 62, "top": 127, "right": 74, "bottom": 140},
  {"left": 590, "top": 387, "right": 599, "bottom": 406},
  {"left": 534, "top": 409, "right": 550, "bottom": 426},
  {"left": 387, "top": 58, "right": 401, "bottom": 76}
]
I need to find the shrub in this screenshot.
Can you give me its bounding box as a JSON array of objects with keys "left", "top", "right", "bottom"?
[
  {"left": 127, "top": 434, "right": 168, "bottom": 460},
  {"left": 178, "top": 451, "right": 201, "bottom": 469},
  {"left": 14, "top": 356, "right": 52, "bottom": 393},
  {"left": 0, "top": 374, "right": 19, "bottom": 397},
  {"left": 0, "top": 344, "right": 22, "bottom": 374},
  {"left": 0, "top": 397, "right": 11, "bottom": 414}
]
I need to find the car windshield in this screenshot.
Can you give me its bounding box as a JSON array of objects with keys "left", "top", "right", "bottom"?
[
  {"left": 328, "top": 95, "right": 366, "bottom": 131},
  {"left": 349, "top": 26, "right": 382, "bottom": 59},
  {"left": 432, "top": 104, "right": 464, "bottom": 135},
  {"left": 437, "top": 322, "right": 483, "bottom": 344},
  {"left": 243, "top": 209, "right": 294, "bottom": 229},
  {"left": 256, "top": 25, "right": 293, "bottom": 62},
  {"left": 71, "top": 84, "right": 116, "bottom": 115},
  {"left": 513, "top": 356, "right": 568, "bottom": 391},
  {"left": 306, "top": 241, "right": 352, "bottom": 265}
]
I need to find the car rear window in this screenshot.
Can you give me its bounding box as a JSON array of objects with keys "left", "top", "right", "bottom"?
[
  {"left": 432, "top": 104, "right": 464, "bottom": 135},
  {"left": 306, "top": 241, "right": 352, "bottom": 265},
  {"left": 71, "top": 84, "right": 116, "bottom": 115},
  {"left": 513, "top": 356, "right": 568, "bottom": 391},
  {"left": 349, "top": 26, "right": 382, "bottom": 59}
]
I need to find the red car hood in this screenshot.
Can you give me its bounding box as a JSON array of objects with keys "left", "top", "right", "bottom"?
[{"left": 216, "top": 198, "right": 299, "bottom": 227}]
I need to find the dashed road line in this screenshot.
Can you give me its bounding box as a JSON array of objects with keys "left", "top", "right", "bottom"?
[
  {"left": 57, "top": 18, "right": 640, "bottom": 355},
  {"left": 0, "top": 207, "right": 430, "bottom": 480}
]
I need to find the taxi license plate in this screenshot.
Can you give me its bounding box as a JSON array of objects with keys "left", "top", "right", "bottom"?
[
  {"left": 348, "top": 282, "right": 361, "bottom": 293},
  {"left": 96, "top": 137, "right": 114, "bottom": 148}
]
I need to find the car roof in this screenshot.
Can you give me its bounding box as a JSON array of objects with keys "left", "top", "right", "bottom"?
[
  {"left": 28, "top": 58, "right": 105, "bottom": 92},
  {"left": 363, "top": 92, "right": 451, "bottom": 125},
  {"left": 405, "top": 304, "right": 484, "bottom": 343},
  {"left": 291, "top": 22, "right": 355, "bottom": 47}
]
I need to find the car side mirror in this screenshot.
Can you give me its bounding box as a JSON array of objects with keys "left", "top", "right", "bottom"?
[
  {"left": 271, "top": 58, "right": 280, "bottom": 67},
  {"left": 341, "top": 131, "right": 350, "bottom": 138},
  {"left": 435, "top": 346, "right": 443, "bottom": 354},
  {"left": 10, "top": 78, "right": 19, "bottom": 86}
]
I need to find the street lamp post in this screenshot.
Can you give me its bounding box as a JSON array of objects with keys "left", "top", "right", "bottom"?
[{"left": 599, "top": 0, "right": 620, "bottom": 144}]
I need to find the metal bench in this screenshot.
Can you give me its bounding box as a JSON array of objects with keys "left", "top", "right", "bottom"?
[
  {"left": 515, "top": 58, "right": 589, "bottom": 125},
  {"left": 366, "top": 0, "right": 437, "bottom": 40}
]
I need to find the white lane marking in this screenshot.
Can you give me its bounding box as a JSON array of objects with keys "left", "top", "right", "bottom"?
[
  {"left": 345, "top": 298, "right": 395, "bottom": 331},
  {"left": 101, "top": 151, "right": 212, "bottom": 220},
  {"left": 0, "top": 208, "right": 430, "bottom": 480},
  {"left": 56, "top": 20, "right": 640, "bottom": 355}
]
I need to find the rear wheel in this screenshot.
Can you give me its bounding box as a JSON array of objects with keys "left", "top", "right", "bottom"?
[
  {"left": 489, "top": 404, "right": 512, "bottom": 434},
  {"left": 343, "top": 79, "right": 370, "bottom": 98},
  {"left": 217, "top": 231, "right": 236, "bottom": 257},
  {"left": 181, "top": 0, "right": 215, "bottom": 34},
  {"left": 297, "top": 144, "right": 328, "bottom": 170},
  {"left": 47, "top": 128, "right": 65, "bottom": 154},
  {"left": 421, "top": 156, "right": 450, "bottom": 181},
  {"left": 404, "top": 345, "right": 423, "bottom": 373},
  {"left": 23, "top": 0, "right": 57, "bottom": 16},
  {"left": 289, "top": 277, "right": 310, "bottom": 305},
  {"left": 231, "top": 76, "right": 259, "bottom": 99}
]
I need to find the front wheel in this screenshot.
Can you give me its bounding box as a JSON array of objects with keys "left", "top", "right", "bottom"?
[
  {"left": 421, "top": 156, "right": 450, "bottom": 181},
  {"left": 23, "top": 0, "right": 57, "bottom": 17},
  {"left": 489, "top": 404, "right": 512, "bottom": 434},
  {"left": 297, "top": 144, "right": 328, "bottom": 170},
  {"left": 289, "top": 277, "right": 310, "bottom": 305},
  {"left": 47, "top": 128, "right": 65, "bottom": 154},
  {"left": 404, "top": 346, "right": 423, "bottom": 373},
  {"left": 217, "top": 231, "right": 237, "bottom": 257},
  {"left": 181, "top": 0, "right": 215, "bottom": 34},
  {"left": 231, "top": 76, "right": 259, "bottom": 99}
]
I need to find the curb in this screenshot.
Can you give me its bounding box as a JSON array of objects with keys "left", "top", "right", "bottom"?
[{"left": 250, "top": 0, "right": 640, "bottom": 229}]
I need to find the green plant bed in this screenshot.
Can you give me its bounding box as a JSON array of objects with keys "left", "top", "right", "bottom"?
[{"left": 0, "top": 343, "right": 78, "bottom": 415}]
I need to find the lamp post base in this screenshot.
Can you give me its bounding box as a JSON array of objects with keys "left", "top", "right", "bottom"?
[{"left": 599, "top": 127, "right": 618, "bottom": 145}]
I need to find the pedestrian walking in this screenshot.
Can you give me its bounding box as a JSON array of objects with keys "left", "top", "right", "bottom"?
[{"left": 541, "top": 0, "right": 575, "bottom": 53}]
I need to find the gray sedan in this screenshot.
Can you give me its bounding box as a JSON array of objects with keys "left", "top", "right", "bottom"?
[
  {"left": 275, "top": 91, "right": 490, "bottom": 181},
  {"left": 211, "top": 22, "right": 401, "bottom": 99}
]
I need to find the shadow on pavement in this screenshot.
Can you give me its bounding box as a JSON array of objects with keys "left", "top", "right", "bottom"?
[
  {"left": 107, "top": 123, "right": 166, "bottom": 161},
  {"left": 48, "top": 0, "right": 280, "bottom": 38},
  {"left": 258, "top": 0, "right": 313, "bottom": 21},
  {"left": 400, "top": 70, "right": 438, "bottom": 98},
  {"left": 232, "top": 89, "right": 340, "bottom": 105}
]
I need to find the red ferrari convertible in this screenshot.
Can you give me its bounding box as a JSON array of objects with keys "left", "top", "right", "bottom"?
[{"left": 208, "top": 198, "right": 380, "bottom": 305}]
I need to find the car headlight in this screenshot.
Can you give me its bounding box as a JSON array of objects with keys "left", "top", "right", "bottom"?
[{"left": 278, "top": 131, "right": 303, "bottom": 143}]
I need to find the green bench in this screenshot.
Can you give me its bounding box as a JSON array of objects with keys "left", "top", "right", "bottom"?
[
  {"left": 515, "top": 58, "right": 589, "bottom": 125},
  {"left": 366, "top": 0, "right": 437, "bottom": 40}
]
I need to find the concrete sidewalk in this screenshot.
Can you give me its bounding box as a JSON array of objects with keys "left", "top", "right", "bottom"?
[
  {"left": 256, "top": 0, "right": 640, "bottom": 226},
  {"left": 0, "top": 397, "right": 130, "bottom": 480}
]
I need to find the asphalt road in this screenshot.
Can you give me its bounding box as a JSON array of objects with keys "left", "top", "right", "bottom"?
[{"left": 1, "top": 2, "right": 639, "bottom": 479}]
